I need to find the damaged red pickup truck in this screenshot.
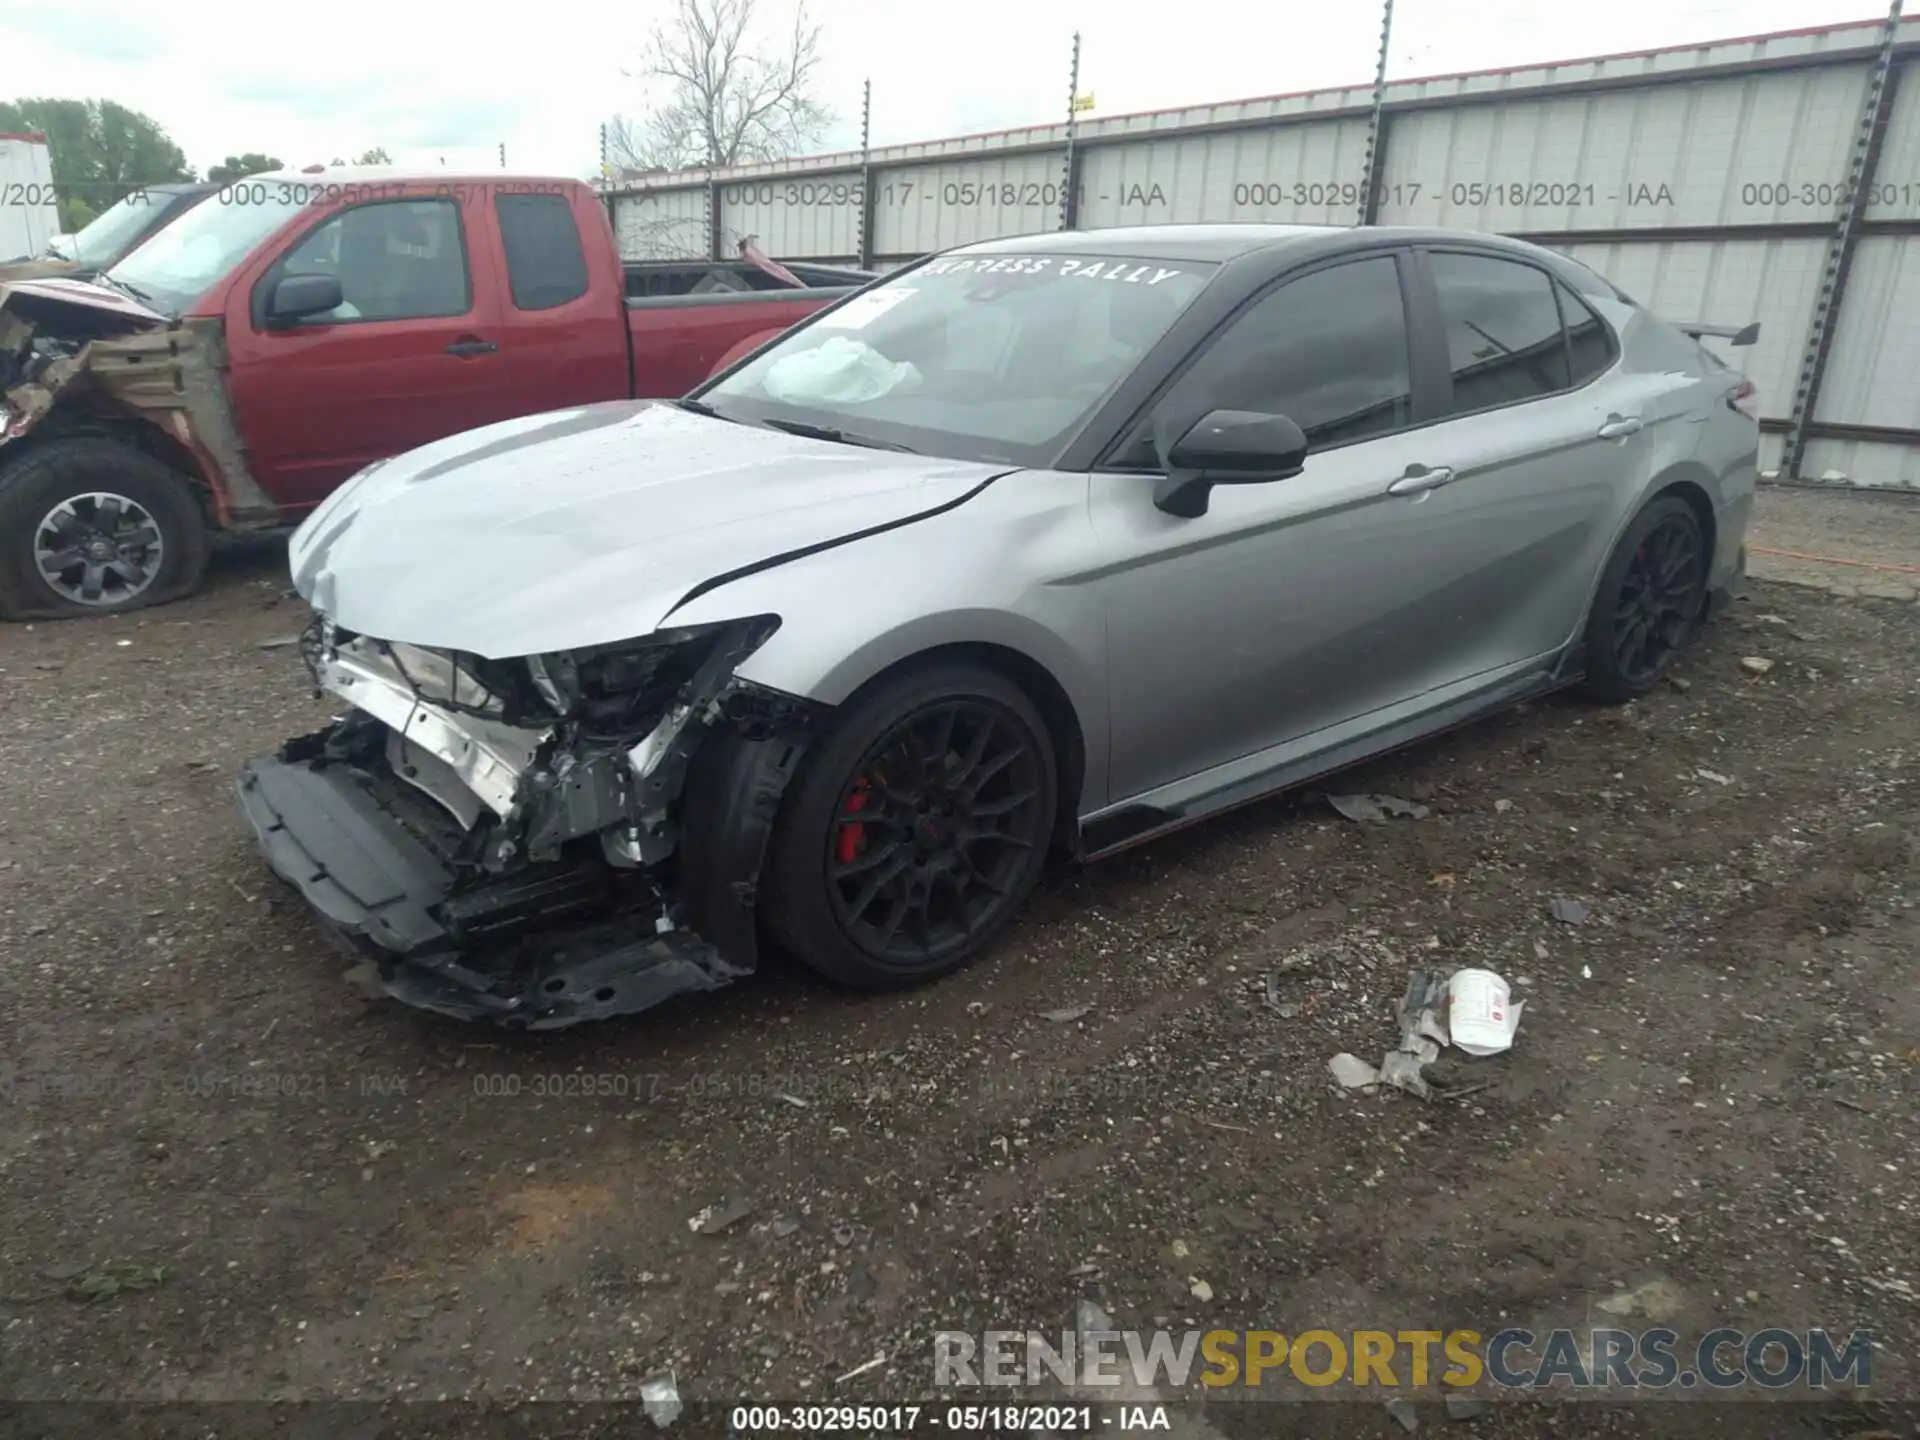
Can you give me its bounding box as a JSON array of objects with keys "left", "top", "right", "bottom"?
[{"left": 0, "top": 169, "right": 870, "bottom": 618}]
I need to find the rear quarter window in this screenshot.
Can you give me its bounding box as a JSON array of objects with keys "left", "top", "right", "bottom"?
[{"left": 496, "top": 193, "right": 589, "bottom": 310}]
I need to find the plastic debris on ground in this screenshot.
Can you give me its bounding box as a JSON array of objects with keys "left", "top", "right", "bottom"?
[
  {"left": 1328, "top": 1053, "right": 1381, "bottom": 1090},
  {"left": 1326, "top": 793, "right": 1430, "bottom": 823},
  {"left": 1447, "top": 969, "right": 1524, "bottom": 1056},
  {"left": 1740, "top": 656, "right": 1775, "bottom": 676},
  {"left": 1551, "top": 897, "right": 1588, "bottom": 925},
  {"left": 687, "top": 1195, "right": 756, "bottom": 1235},
  {"left": 639, "top": 1370, "right": 681, "bottom": 1428},
  {"left": 1329, "top": 965, "right": 1524, "bottom": 1100},
  {"left": 1264, "top": 962, "right": 1313, "bottom": 1019},
  {"left": 1041, "top": 1004, "right": 1092, "bottom": 1024}
]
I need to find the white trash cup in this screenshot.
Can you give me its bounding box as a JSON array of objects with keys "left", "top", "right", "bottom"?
[{"left": 1447, "top": 968, "right": 1523, "bottom": 1056}]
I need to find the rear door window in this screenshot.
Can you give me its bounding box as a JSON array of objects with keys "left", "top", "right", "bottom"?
[
  {"left": 1429, "top": 251, "right": 1572, "bottom": 415},
  {"left": 1557, "top": 280, "right": 1616, "bottom": 387},
  {"left": 495, "top": 193, "right": 590, "bottom": 310}
]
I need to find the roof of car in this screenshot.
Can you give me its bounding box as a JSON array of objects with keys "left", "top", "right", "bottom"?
[
  {"left": 945, "top": 223, "right": 1561, "bottom": 266},
  {"left": 245, "top": 167, "right": 572, "bottom": 188},
  {"left": 946, "top": 225, "right": 1342, "bottom": 262}
]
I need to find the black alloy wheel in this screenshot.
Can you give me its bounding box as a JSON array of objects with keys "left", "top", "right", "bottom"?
[
  {"left": 1582, "top": 495, "right": 1710, "bottom": 702},
  {"left": 762, "top": 662, "right": 1058, "bottom": 989},
  {"left": 827, "top": 699, "right": 1047, "bottom": 967}
]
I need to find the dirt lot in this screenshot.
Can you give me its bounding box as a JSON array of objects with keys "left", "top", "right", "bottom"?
[{"left": 0, "top": 488, "right": 1915, "bottom": 1438}]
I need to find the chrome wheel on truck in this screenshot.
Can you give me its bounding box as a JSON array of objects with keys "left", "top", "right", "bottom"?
[{"left": 34, "top": 491, "right": 166, "bottom": 606}]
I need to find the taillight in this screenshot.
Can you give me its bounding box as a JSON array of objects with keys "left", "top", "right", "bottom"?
[{"left": 1728, "top": 380, "right": 1759, "bottom": 420}]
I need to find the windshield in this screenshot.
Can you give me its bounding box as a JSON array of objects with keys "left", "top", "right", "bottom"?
[
  {"left": 699, "top": 251, "right": 1217, "bottom": 466},
  {"left": 108, "top": 185, "right": 310, "bottom": 315},
  {"left": 67, "top": 191, "right": 179, "bottom": 267}
]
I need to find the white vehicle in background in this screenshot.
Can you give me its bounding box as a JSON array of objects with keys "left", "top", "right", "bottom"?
[{"left": 0, "top": 132, "right": 60, "bottom": 263}]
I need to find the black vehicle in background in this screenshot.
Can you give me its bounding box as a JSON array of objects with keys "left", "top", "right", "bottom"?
[{"left": 6, "top": 183, "right": 217, "bottom": 280}]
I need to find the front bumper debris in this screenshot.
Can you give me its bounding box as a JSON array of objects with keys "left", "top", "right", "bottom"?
[
  {"left": 235, "top": 753, "right": 748, "bottom": 1028},
  {"left": 235, "top": 693, "right": 813, "bottom": 1028}
]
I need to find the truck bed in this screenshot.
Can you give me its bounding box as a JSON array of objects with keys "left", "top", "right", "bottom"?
[
  {"left": 621, "top": 260, "right": 872, "bottom": 396},
  {"left": 623, "top": 259, "right": 872, "bottom": 302}
]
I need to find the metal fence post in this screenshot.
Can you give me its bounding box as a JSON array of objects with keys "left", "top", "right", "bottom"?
[
  {"left": 1780, "top": 0, "right": 1905, "bottom": 482},
  {"left": 599, "top": 123, "right": 618, "bottom": 239},
  {"left": 1059, "top": 32, "right": 1082, "bottom": 231},
  {"left": 707, "top": 170, "right": 722, "bottom": 260},
  {"left": 1360, "top": 0, "right": 1395, "bottom": 225},
  {"left": 857, "top": 79, "right": 876, "bottom": 269}
]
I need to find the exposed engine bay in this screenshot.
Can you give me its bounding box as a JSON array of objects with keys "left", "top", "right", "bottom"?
[{"left": 235, "top": 613, "right": 822, "bottom": 1028}]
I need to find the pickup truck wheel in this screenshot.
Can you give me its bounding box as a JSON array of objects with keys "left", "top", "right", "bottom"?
[
  {"left": 761, "top": 661, "right": 1057, "bottom": 991},
  {"left": 0, "top": 439, "right": 209, "bottom": 620}
]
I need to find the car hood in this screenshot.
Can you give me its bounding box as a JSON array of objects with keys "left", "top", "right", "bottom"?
[{"left": 289, "top": 399, "right": 1010, "bottom": 658}]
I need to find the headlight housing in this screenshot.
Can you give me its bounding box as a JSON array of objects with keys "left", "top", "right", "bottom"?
[{"left": 523, "top": 617, "right": 779, "bottom": 735}]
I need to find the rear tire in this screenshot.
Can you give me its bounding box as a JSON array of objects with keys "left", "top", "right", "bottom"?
[
  {"left": 0, "top": 438, "right": 209, "bottom": 620},
  {"left": 1580, "top": 494, "right": 1709, "bottom": 703},
  {"left": 761, "top": 660, "right": 1058, "bottom": 990}
]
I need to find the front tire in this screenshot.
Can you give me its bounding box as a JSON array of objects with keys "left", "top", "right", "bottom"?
[
  {"left": 0, "top": 438, "right": 209, "bottom": 620},
  {"left": 1580, "top": 494, "right": 1710, "bottom": 703},
  {"left": 761, "top": 661, "right": 1058, "bottom": 990}
]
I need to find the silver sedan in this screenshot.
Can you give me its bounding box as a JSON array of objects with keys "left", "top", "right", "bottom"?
[{"left": 238, "top": 224, "right": 1759, "bottom": 1027}]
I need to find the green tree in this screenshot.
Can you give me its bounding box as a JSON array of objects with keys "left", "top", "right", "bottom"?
[
  {"left": 0, "top": 97, "right": 192, "bottom": 231},
  {"left": 206, "top": 152, "right": 283, "bottom": 184},
  {"left": 355, "top": 146, "right": 392, "bottom": 165}
]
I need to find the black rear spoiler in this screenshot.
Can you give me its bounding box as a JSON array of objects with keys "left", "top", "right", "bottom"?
[{"left": 1678, "top": 320, "right": 1760, "bottom": 346}]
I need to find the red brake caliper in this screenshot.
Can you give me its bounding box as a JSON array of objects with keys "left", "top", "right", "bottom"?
[{"left": 837, "top": 777, "right": 871, "bottom": 866}]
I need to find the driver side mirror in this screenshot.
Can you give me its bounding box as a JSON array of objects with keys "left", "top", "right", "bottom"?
[
  {"left": 265, "top": 272, "right": 344, "bottom": 327},
  {"left": 1154, "top": 409, "right": 1309, "bottom": 518}
]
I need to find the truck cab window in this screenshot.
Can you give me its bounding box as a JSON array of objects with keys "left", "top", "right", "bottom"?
[
  {"left": 278, "top": 199, "right": 471, "bottom": 324},
  {"left": 495, "top": 193, "right": 589, "bottom": 310}
]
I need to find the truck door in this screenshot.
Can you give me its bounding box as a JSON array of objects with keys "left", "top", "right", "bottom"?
[
  {"left": 224, "top": 192, "right": 520, "bottom": 507},
  {"left": 488, "top": 188, "right": 630, "bottom": 411}
]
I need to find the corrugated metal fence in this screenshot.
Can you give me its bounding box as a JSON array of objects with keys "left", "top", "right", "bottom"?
[{"left": 607, "top": 15, "right": 1920, "bottom": 490}]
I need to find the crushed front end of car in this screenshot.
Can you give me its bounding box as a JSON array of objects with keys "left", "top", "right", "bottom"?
[{"left": 235, "top": 612, "right": 820, "bottom": 1029}]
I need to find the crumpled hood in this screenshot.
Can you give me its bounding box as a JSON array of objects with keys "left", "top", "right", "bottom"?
[{"left": 290, "top": 399, "right": 1008, "bottom": 658}]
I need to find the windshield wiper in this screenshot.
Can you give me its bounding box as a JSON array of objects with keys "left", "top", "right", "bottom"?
[
  {"left": 758, "top": 417, "right": 916, "bottom": 453},
  {"left": 95, "top": 272, "right": 160, "bottom": 307},
  {"left": 671, "top": 397, "right": 737, "bottom": 422}
]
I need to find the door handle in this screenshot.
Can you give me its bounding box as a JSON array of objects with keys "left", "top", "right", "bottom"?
[
  {"left": 446, "top": 337, "right": 498, "bottom": 357},
  {"left": 1597, "top": 414, "right": 1643, "bottom": 439},
  {"left": 1387, "top": 463, "right": 1456, "bottom": 497}
]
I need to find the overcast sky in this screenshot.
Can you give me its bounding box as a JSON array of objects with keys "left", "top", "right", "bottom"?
[{"left": 6, "top": 0, "right": 1887, "bottom": 181}]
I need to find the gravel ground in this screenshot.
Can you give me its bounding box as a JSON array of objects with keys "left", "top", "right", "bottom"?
[{"left": 0, "top": 489, "right": 1914, "bottom": 1439}]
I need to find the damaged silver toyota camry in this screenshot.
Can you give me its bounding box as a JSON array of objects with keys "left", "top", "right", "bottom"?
[{"left": 238, "top": 224, "right": 1758, "bottom": 1028}]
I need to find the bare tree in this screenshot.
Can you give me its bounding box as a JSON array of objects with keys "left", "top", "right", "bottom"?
[{"left": 607, "top": 0, "right": 831, "bottom": 176}]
